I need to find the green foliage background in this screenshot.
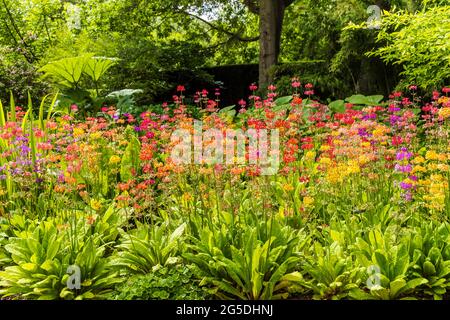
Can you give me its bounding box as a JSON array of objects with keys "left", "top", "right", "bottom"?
[{"left": 0, "top": 0, "right": 448, "bottom": 104}]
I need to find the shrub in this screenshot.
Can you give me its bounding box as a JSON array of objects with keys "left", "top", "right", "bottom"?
[
  {"left": 371, "top": 6, "right": 450, "bottom": 90},
  {"left": 111, "top": 264, "right": 212, "bottom": 300}
]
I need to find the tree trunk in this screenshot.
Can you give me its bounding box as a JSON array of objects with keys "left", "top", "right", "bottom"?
[{"left": 258, "top": 0, "right": 285, "bottom": 90}]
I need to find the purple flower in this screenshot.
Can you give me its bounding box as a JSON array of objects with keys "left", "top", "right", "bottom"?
[
  {"left": 390, "top": 115, "right": 401, "bottom": 125},
  {"left": 395, "top": 164, "right": 412, "bottom": 173},
  {"left": 402, "top": 190, "right": 412, "bottom": 201},
  {"left": 396, "top": 148, "right": 413, "bottom": 161},
  {"left": 400, "top": 181, "right": 413, "bottom": 189},
  {"left": 388, "top": 106, "right": 401, "bottom": 113},
  {"left": 362, "top": 113, "right": 376, "bottom": 120},
  {"left": 358, "top": 128, "right": 369, "bottom": 137}
]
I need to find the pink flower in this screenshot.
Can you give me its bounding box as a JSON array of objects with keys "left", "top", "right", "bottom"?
[
  {"left": 268, "top": 84, "right": 276, "bottom": 91},
  {"left": 238, "top": 99, "right": 246, "bottom": 106},
  {"left": 177, "top": 85, "right": 185, "bottom": 92},
  {"left": 305, "top": 83, "right": 314, "bottom": 89},
  {"left": 408, "top": 85, "right": 417, "bottom": 91},
  {"left": 443, "top": 87, "right": 450, "bottom": 94},
  {"left": 292, "top": 81, "right": 301, "bottom": 88},
  {"left": 432, "top": 91, "right": 440, "bottom": 100},
  {"left": 249, "top": 83, "right": 258, "bottom": 91},
  {"left": 70, "top": 104, "right": 78, "bottom": 112}
]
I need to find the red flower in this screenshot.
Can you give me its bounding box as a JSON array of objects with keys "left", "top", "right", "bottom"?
[
  {"left": 291, "top": 97, "right": 302, "bottom": 106},
  {"left": 392, "top": 136, "right": 403, "bottom": 146},
  {"left": 301, "top": 143, "right": 314, "bottom": 150},
  {"left": 299, "top": 176, "right": 310, "bottom": 183},
  {"left": 316, "top": 122, "right": 326, "bottom": 128},
  {"left": 177, "top": 85, "right": 185, "bottom": 92}
]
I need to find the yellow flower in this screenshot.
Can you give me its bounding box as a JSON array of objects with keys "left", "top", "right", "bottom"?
[
  {"left": 439, "top": 107, "right": 450, "bottom": 119},
  {"left": 303, "top": 196, "right": 314, "bottom": 206},
  {"left": 347, "top": 160, "right": 360, "bottom": 174},
  {"left": 361, "top": 141, "right": 371, "bottom": 148},
  {"left": 199, "top": 167, "right": 213, "bottom": 175},
  {"left": 358, "top": 154, "right": 370, "bottom": 165},
  {"left": 154, "top": 161, "right": 163, "bottom": 168},
  {"left": 282, "top": 183, "right": 294, "bottom": 192},
  {"left": 319, "top": 157, "right": 331, "bottom": 165},
  {"left": 109, "top": 155, "right": 121, "bottom": 165},
  {"left": 412, "top": 165, "right": 426, "bottom": 173},
  {"left": 90, "top": 132, "right": 102, "bottom": 140},
  {"left": 372, "top": 128, "right": 385, "bottom": 137},
  {"left": 90, "top": 199, "right": 102, "bottom": 211},
  {"left": 438, "top": 96, "right": 450, "bottom": 105},
  {"left": 412, "top": 156, "right": 425, "bottom": 164},
  {"left": 304, "top": 151, "right": 316, "bottom": 162},
  {"left": 425, "top": 150, "right": 439, "bottom": 160},
  {"left": 419, "top": 179, "right": 431, "bottom": 186},
  {"left": 430, "top": 174, "right": 444, "bottom": 181},
  {"left": 182, "top": 192, "right": 193, "bottom": 202},
  {"left": 73, "top": 127, "right": 85, "bottom": 138},
  {"left": 326, "top": 165, "right": 347, "bottom": 184},
  {"left": 320, "top": 145, "right": 331, "bottom": 151}
]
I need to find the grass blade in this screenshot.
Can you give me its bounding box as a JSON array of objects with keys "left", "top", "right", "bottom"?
[{"left": 9, "top": 91, "right": 16, "bottom": 122}]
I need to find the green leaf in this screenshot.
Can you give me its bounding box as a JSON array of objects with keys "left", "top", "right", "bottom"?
[
  {"left": 0, "top": 99, "right": 5, "bottom": 127},
  {"left": 389, "top": 278, "right": 406, "bottom": 298},
  {"left": 423, "top": 261, "right": 436, "bottom": 277},
  {"left": 84, "top": 57, "right": 118, "bottom": 82},
  {"left": 345, "top": 94, "right": 370, "bottom": 105},
  {"left": 274, "top": 95, "right": 293, "bottom": 106},
  {"left": 39, "top": 54, "right": 93, "bottom": 88},
  {"left": 366, "top": 95, "right": 384, "bottom": 105},
  {"left": 329, "top": 100, "right": 345, "bottom": 113},
  {"left": 9, "top": 91, "right": 16, "bottom": 122}
]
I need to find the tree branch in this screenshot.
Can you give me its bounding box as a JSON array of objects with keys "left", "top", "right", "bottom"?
[
  {"left": 284, "top": 0, "right": 298, "bottom": 7},
  {"left": 1, "top": 0, "right": 37, "bottom": 62},
  {"left": 241, "top": 0, "right": 259, "bottom": 14},
  {"left": 176, "top": 10, "right": 259, "bottom": 42}
]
